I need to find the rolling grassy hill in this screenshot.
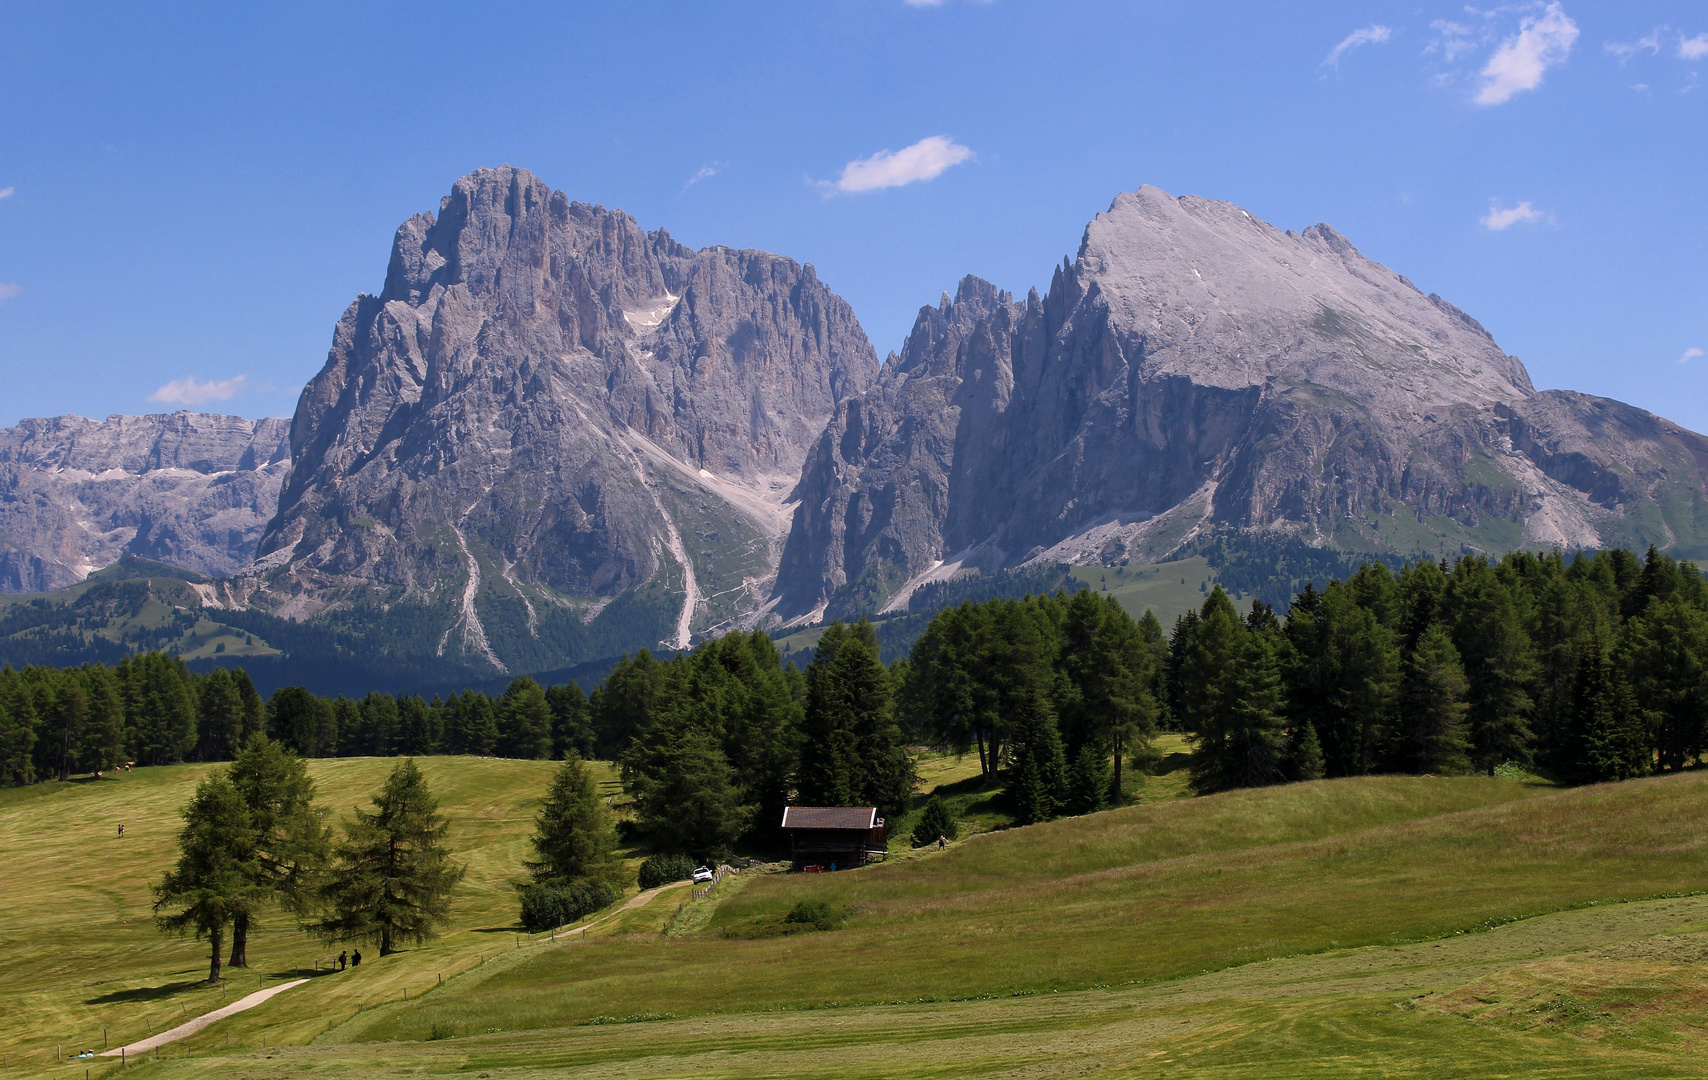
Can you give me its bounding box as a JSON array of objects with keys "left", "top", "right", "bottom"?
[{"left": 8, "top": 756, "right": 1708, "bottom": 1078}]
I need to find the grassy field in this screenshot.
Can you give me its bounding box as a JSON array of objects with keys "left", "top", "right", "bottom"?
[
  {"left": 1070, "top": 556, "right": 1216, "bottom": 628},
  {"left": 8, "top": 754, "right": 1708, "bottom": 1078}
]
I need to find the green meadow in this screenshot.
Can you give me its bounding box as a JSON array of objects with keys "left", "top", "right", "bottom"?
[{"left": 6, "top": 754, "right": 1708, "bottom": 1078}]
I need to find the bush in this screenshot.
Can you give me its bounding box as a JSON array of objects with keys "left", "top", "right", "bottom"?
[
  {"left": 637, "top": 853, "right": 697, "bottom": 890},
  {"left": 518, "top": 878, "right": 619, "bottom": 932},
  {"left": 783, "top": 899, "right": 841, "bottom": 930},
  {"left": 911, "top": 794, "right": 959, "bottom": 848}
]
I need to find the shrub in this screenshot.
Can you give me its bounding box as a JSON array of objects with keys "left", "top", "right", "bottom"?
[
  {"left": 911, "top": 794, "right": 959, "bottom": 848},
  {"left": 518, "top": 878, "right": 619, "bottom": 932},
  {"left": 637, "top": 853, "right": 697, "bottom": 890},
  {"left": 783, "top": 899, "right": 842, "bottom": 931}
]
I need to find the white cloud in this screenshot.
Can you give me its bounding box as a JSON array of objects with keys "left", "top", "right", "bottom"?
[
  {"left": 680, "top": 162, "right": 724, "bottom": 193},
  {"left": 1323, "top": 25, "right": 1392, "bottom": 69},
  {"left": 1476, "top": 2, "right": 1579, "bottom": 105},
  {"left": 147, "top": 374, "right": 249, "bottom": 406},
  {"left": 818, "top": 135, "right": 975, "bottom": 195},
  {"left": 1680, "top": 33, "right": 1708, "bottom": 61},
  {"left": 1681, "top": 347, "right": 1704, "bottom": 365},
  {"left": 0, "top": 282, "right": 20, "bottom": 301},
  {"left": 0, "top": 186, "right": 13, "bottom": 201},
  {"left": 1481, "top": 201, "right": 1546, "bottom": 230},
  {"left": 1606, "top": 28, "right": 1663, "bottom": 65}
]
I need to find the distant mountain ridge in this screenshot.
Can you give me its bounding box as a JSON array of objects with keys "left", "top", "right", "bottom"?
[{"left": 0, "top": 412, "right": 289, "bottom": 593}]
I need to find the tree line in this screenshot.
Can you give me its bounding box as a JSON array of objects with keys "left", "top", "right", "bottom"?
[
  {"left": 0, "top": 655, "right": 596, "bottom": 786},
  {"left": 1165, "top": 547, "right": 1705, "bottom": 792}
]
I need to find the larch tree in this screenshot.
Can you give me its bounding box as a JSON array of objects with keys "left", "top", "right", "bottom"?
[
  {"left": 153, "top": 773, "right": 263, "bottom": 982},
  {"left": 226, "top": 734, "right": 330, "bottom": 967},
  {"left": 316, "top": 759, "right": 465, "bottom": 956}
]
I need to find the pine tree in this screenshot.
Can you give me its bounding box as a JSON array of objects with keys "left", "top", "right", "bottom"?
[
  {"left": 546, "top": 682, "right": 594, "bottom": 761},
  {"left": 196, "top": 668, "right": 247, "bottom": 762},
  {"left": 589, "top": 650, "right": 665, "bottom": 758},
  {"left": 316, "top": 759, "right": 466, "bottom": 956},
  {"left": 153, "top": 773, "right": 263, "bottom": 982},
  {"left": 1449, "top": 559, "right": 1538, "bottom": 773},
  {"left": 1624, "top": 597, "right": 1708, "bottom": 771},
  {"left": 910, "top": 794, "right": 959, "bottom": 847},
  {"left": 1064, "top": 742, "right": 1111, "bottom": 815},
  {"left": 624, "top": 723, "right": 753, "bottom": 860},
  {"left": 525, "top": 754, "right": 623, "bottom": 887},
  {"left": 498, "top": 678, "right": 552, "bottom": 759},
  {"left": 0, "top": 672, "right": 39, "bottom": 786},
  {"left": 226, "top": 734, "right": 330, "bottom": 967},
  {"left": 1559, "top": 641, "right": 1651, "bottom": 784},
  {"left": 1188, "top": 591, "right": 1288, "bottom": 794},
  {"left": 1390, "top": 624, "right": 1472, "bottom": 774},
  {"left": 1008, "top": 687, "right": 1067, "bottom": 824}
]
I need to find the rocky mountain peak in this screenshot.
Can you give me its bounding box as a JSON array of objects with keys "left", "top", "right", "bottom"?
[{"left": 774, "top": 184, "right": 1708, "bottom": 621}]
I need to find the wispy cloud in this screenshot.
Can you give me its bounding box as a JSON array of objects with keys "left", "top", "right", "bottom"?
[
  {"left": 1476, "top": 2, "right": 1579, "bottom": 105},
  {"left": 147, "top": 374, "right": 249, "bottom": 406},
  {"left": 0, "top": 186, "right": 13, "bottom": 201},
  {"left": 1427, "top": 20, "right": 1480, "bottom": 63},
  {"left": 1680, "top": 33, "right": 1708, "bottom": 61},
  {"left": 1606, "top": 27, "right": 1663, "bottom": 65},
  {"left": 816, "top": 135, "right": 975, "bottom": 196},
  {"left": 1681, "top": 347, "right": 1704, "bottom": 365},
  {"left": 0, "top": 282, "right": 20, "bottom": 302},
  {"left": 1322, "top": 24, "right": 1392, "bottom": 69},
  {"left": 1481, "top": 201, "right": 1547, "bottom": 230},
  {"left": 680, "top": 162, "right": 725, "bottom": 193}
]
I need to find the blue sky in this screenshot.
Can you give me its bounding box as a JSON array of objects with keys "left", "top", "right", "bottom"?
[{"left": 0, "top": 2, "right": 1703, "bottom": 430}]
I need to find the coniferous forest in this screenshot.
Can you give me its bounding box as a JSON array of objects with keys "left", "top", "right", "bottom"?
[{"left": 5, "top": 546, "right": 1707, "bottom": 864}]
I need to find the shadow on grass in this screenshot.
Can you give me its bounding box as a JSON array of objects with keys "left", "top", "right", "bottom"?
[
  {"left": 84, "top": 979, "right": 205, "bottom": 1005},
  {"left": 1156, "top": 751, "right": 1192, "bottom": 775}
]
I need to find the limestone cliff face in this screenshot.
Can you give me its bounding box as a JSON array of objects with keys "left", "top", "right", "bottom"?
[
  {"left": 244, "top": 166, "right": 877, "bottom": 671},
  {"left": 775, "top": 186, "right": 1708, "bottom": 619},
  {"left": 0, "top": 412, "right": 289, "bottom": 592}
]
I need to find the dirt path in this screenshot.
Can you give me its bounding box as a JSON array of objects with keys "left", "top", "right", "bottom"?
[
  {"left": 617, "top": 880, "right": 689, "bottom": 913},
  {"left": 98, "top": 978, "right": 308, "bottom": 1057}
]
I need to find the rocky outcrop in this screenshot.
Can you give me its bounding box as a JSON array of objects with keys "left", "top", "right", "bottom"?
[
  {"left": 240, "top": 166, "right": 877, "bottom": 671},
  {"left": 775, "top": 186, "right": 1708, "bottom": 619},
  {"left": 0, "top": 412, "right": 290, "bottom": 592}
]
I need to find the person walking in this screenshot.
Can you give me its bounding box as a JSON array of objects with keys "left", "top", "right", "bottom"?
[
  {"left": 937, "top": 833, "right": 946, "bottom": 850},
  {"left": 117, "top": 823, "right": 124, "bottom": 838},
  {"left": 351, "top": 949, "right": 361, "bottom": 968},
  {"left": 337, "top": 950, "right": 347, "bottom": 971}
]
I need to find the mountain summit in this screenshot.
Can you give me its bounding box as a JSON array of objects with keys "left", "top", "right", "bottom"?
[
  {"left": 235, "top": 166, "right": 877, "bottom": 671},
  {"left": 775, "top": 186, "right": 1708, "bottom": 620}
]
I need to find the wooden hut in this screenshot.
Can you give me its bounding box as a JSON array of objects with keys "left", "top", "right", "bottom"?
[{"left": 780, "top": 806, "right": 887, "bottom": 870}]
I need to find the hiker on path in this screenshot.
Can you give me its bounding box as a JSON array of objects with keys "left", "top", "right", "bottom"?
[
  {"left": 117, "top": 823, "right": 124, "bottom": 838},
  {"left": 351, "top": 949, "right": 361, "bottom": 968},
  {"left": 937, "top": 834, "right": 946, "bottom": 850},
  {"left": 338, "top": 951, "right": 347, "bottom": 971}
]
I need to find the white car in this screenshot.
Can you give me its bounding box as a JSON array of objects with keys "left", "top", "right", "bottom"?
[{"left": 691, "top": 866, "right": 715, "bottom": 883}]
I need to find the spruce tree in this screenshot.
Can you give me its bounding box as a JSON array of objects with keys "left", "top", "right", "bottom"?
[
  {"left": 153, "top": 773, "right": 263, "bottom": 982},
  {"left": 196, "top": 668, "right": 247, "bottom": 762},
  {"left": 1559, "top": 641, "right": 1651, "bottom": 783},
  {"left": 546, "top": 682, "right": 595, "bottom": 761},
  {"left": 911, "top": 794, "right": 959, "bottom": 847},
  {"left": 498, "top": 678, "right": 552, "bottom": 759},
  {"left": 525, "top": 754, "right": 623, "bottom": 887},
  {"left": 1008, "top": 687, "right": 1067, "bottom": 824},
  {"left": 1390, "top": 624, "right": 1472, "bottom": 774},
  {"left": 316, "top": 759, "right": 466, "bottom": 955},
  {"left": 1449, "top": 559, "right": 1538, "bottom": 773},
  {"left": 624, "top": 723, "right": 753, "bottom": 860},
  {"left": 589, "top": 650, "right": 664, "bottom": 758},
  {"left": 1064, "top": 743, "right": 1111, "bottom": 815}
]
